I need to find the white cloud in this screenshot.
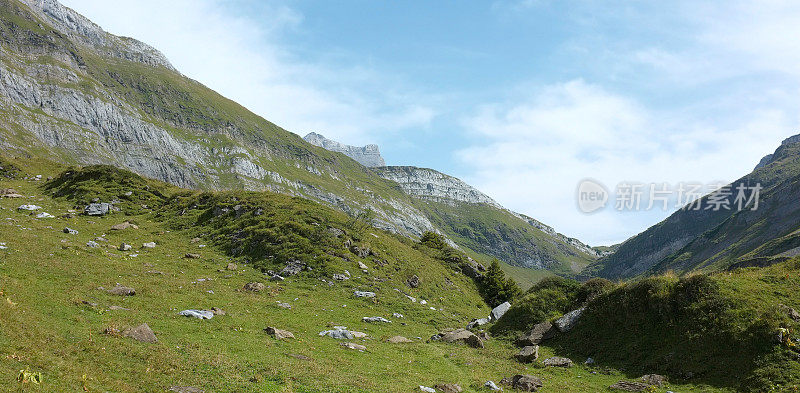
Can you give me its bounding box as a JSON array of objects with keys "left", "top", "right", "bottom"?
[
  {"left": 60, "top": 0, "right": 435, "bottom": 145},
  {"left": 458, "top": 80, "right": 794, "bottom": 245}
]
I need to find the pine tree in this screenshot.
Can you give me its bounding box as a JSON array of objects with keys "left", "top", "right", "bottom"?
[{"left": 481, "top": 259, "right": 522, "bottom": 307}]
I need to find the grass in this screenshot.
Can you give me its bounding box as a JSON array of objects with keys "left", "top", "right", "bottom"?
[{"left": 0, "top": 157, "right": 734, "bottom": 392}]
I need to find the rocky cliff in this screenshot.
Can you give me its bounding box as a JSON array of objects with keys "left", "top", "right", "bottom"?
[
  {"left": 373, "top": 166, "right": 503, "bottom": 208},
  {"left": 304, "top": 132, "right": 385, "bottom": 167},
  {"left": 0, "top": 0, "right": 597, "bottom": 275}
]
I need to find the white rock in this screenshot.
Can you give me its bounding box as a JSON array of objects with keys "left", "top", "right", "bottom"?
[
  {"left": 554, "top": 308, "right": 585, "bottom": 332},
  {"left": 36, "top": 212, "right": 54, "bottom": 218},
  {"left": 17, "top": 205, "right": 41, "bottom": 211},
  {"left": 489, "top": 301, "right": 511, "bottom": 321},
  {"left": 178, "top": 309, "right": 214, "bottom": 319},
  {"left": 485, "top": 381, "right": 501, "bottom": 391},
  {"left": 419, "top": 386, "right": 436, "bottom": 393}
]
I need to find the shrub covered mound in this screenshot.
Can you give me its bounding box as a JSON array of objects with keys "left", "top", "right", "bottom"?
[
  {"left": 551, "top": 265, "right": 800, "bottom": 392},
  {"left": 45, "top": 165, "right": 171, "bottom": 214}
]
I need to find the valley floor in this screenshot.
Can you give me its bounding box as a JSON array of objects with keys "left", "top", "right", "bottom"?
[{"left": 0, "top": 170, "right": 736, "bottom": 392}]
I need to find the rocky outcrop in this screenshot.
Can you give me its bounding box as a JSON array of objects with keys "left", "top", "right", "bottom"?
[
  {"left": 304, "top": 132, "right": 385, "bottom": 167},
  {"left": 373, "top": 166, "right": 503, "bottom": 207}
]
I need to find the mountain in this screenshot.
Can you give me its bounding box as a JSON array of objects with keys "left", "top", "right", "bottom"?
[
  {"left": 0, "top": 0, "right": 596, "bottom": 277},
  {"left": 586, "top": 133, "right": 800, "bottom": 280},
  {"left": 303, "top": 132, "right": 386, "bottom": 167}
]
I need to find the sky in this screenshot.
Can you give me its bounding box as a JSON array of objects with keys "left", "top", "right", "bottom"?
[{"left": 61, "top": 0, "right": 800, "bottom": 246}]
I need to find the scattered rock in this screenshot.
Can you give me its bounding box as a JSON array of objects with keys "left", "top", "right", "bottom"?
[
  {"left": 243, "top": 282, "right": 266, "bottom": 292},
  {"left": 277, "top": 302, "right": 292, "bottom": 309},
  {"left": 210, "top": 307, "right": 226, "bottom": 316},
  {"left": 489, "top": 301, "right": 511, "bottom": 321},
  {"left": 387, "top": 336, "right": 412, "bottom": 343},
  {"left": 122, "top": 323, "right": 157, "bottom": 343},
  {"left": 407, "top": 275, "right": 420, "bottom": 288},
  {"left": 440, "top": 329, "right": 484, "bottom": 348},
  {"left": 350, "top": 245, "right": 372, "bottom": 258},
  {"left": 434, "top": 383, "right": 462, "bottom": 393},
  {"left": 515, "top": 345, "right": 539, "bottom": 363},
  {"left": 185, "top": 253, "right": 201, "bottom": 259},
  {"left": 226, "top": 262, "right": 238, "bottom": 271},
  {"left": 17, "top": 204, "right": 41, "bottom": 211},
  {"left": 484, "top": 381, "right": 501, "bottom": 391},
  {"left": 86, "top": 240, "right": 100, "bottom": 248},
  {"left": 332, "top": 273, "right": 349, "bottom": 281},
  {"left": 142, "top": 242, "right": 157, "bottom": 249},
  {"left": 36, "top": 212, "right": 54, "bottom": 218},
  {"left": 419, "top": 386, "right": 436, "bottom": 393},
  {"left": 268, "top": 274, "right": 284, "bottom": 282},
  {"left": 265, "top": 327, "right": 295, "bottom": 340},
  {"left": 508, "top": 374, "right": 543, "bottom": 391},
  {"left": 516, "top": 321, "right": 555, "bottom": 346},
  {"left": 63, "top": 227, "right": 78, "bottom": 235},
  {"left": 280, "top": 260, "right": 305, "bottom": 276},
  {"left": 358, "top": 261, "right": 368, "bottom": 270},
  {"left": 84, "top": 203, "right": 111, "bottom": 216},
  {"left": 119, "top": 243, "right": 132, "bottom": 251},
  {"left": 543, "top": 356, "right": 573, "bottom": 368},
  {"left": 640, "top": 374, "right": 667, "bottom": 387},
  {"left": 392, "top": 312, "right": 404, "bottom": 318},
  {"left": 107, "top": 284, "right": 136, "bottom": 296},
  {"left": 340, "top": 342, "right": 367, "bottom": 351},
  {"left": 178, "top": 310, "right": 214, "bottom": 319},
  {"left": 363, "top": 316, "right": 391, "bottom": 323},
  {"left": 609, "top": 381, "right": 650, "bottom": 392},
  {"left": 354, "top": 290, "right": 376, "bottom": 298},
  {"left": 110, "top": 221, "right": 138, "bottom": 230},
  {"left": 554, "top": 308, "right": 584, "bottom": 332},
  {"left": 319, "top": 327, "right": 366, "bottom": 339},
  {"left": 466, "top": 317, "right": 490, "bottom": 330}
]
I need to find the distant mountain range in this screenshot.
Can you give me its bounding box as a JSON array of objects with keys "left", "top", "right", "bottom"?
[
  {"left": 585, "top": 133, "right": 800, "bottom": 280},
  {"left": 0, "top": 0, "right": 598, "bottom": 275}
]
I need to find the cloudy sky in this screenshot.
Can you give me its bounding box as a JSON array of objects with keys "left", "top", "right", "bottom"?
[{"left": 61, "top": 0, "right": 800, "bottom": 245}]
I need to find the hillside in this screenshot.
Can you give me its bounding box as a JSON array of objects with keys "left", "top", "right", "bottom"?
[
  {"left": 586, "top": 134, "right": 800, "bottom": 280},
  {"left": 0, "top": 0, "right": 596, "bottom": 280},
  {"left": 0, "top": 157, "right": 741, "bottom": 393}
]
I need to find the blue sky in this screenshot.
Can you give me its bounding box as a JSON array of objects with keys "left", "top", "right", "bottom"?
[{"left": 62, "top": 0, "right": 800, "bottom": 245}]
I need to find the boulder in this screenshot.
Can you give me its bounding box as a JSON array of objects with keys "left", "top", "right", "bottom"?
[
  {"left": 434, "top": 383, "right": 462, "bottom": 393},
  {"left": 185, "top": 253, "right": 201, "bottom": 259},
  {"left": 640, "top": 374, "right": 667, "bottom": 387},
  {"left": 441, "top": 329, "right": 484, "bottom": 349},
  {"left": 86, "top": 240, "right": 100, "bottom": 248},
  {"left": 363, "top": 316, "right": 391, "bottom": 323},
  {"left": 340, "top": 342, "right": 367, "bottom": 351},
  {"left": 280, "top": 260, "right": 305, "bottom": 276},
  {"left": 142, "top": 242, "right": 156, "bottom": 249},
  {"left": 17, "top": 204, "right": 41, "bottom": 211},
  {"left": 119, "top": 243, "right": 132, "bottom": 251},
  {"left": 387, "top": 336, "right": 412, "bottom": 344},
  {"left": 543, "top": 356, "right": 573, "bottom": 368},
  {"left": 509, "top": 374, "right": 543, "bottom": 391},
  {"left": 609, "top": 381, "right": 650, "bottom": 392},
  {"left": 84, "top": 203, "right": 111, "bottom": 216},
  {"left": 419, "top": 387, "right": 435, "bottom": 393},
  {"left": 210, "top": 307, "right": 226, "bottom": 316},
  {"left": 226, "top": 263, "right": 238, "bottom": 271},
  {"left": 178, "top": 310, "right": 214, "bottom": 319},
  {"left": 265, "top": 327, "right": 294, "bottom": 340},
  {"left": 319, "top": 327, "right": 366, "bottom": 339},
  {"left": 554, "top": 308, "right": 584, "bottom": 332},
  {"left": 110, "top": 221, "right": 138, "bottom": 230},
  {"left": 63, "top": 227, "right": 78, "bottom": 235},
  {"left": 277, "top": 302, "right": 292, "bottom": 309},
  {"left": 467, "top": 317, "right": 490, "bottom": 330},
  {"left": 358, "top": 261, "right": 368, "bottom": 270},
  {"left": 354, "top": 291, "right": 376, "bottom": 298},
  {"left": 484, "top": 381, "right": 501, "bottom": 391},
  {"left": 332, "top": 273, "right": 349, "bottom": 281},
  {"left": 515, "top": 345, "right": 539, "bottom": 363},
  {"left": 243, "top": 282, "right": 266, "bottom": 292},
  {"left": 122, "top": 323, "right": 157, "bottom": 343},
  {"left": 489, "top": 302, "right": 511, "bottom": 321},
  {"left": 36, "top": 212, "right": 54, "bottom": 218},
  {"left": 407, "top": 275, "right": 420, "bottom": 288},
  {"left": 107, "top": 284, "right": 136, "bottom": 296},
  {"left": 350, "top": 245, "right": 372, "bottom": 258},
  {"left": 516, "top": 321, "right": 555, "bottom": 346}
]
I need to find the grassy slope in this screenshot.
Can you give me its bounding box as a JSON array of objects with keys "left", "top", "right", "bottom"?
[
  {"left": 588, "top": 141, "right": 800, "bottom": 280},
  {"left": 416, "top": 201, "right": 595, "bottom": 277},
  {"left": 0, "top": 158, "right": 725, "bottom": 393}
]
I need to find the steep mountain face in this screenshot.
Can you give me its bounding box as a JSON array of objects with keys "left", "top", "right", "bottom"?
[
  {"left": 587, "top": 134, "right": 800, "bottom": 280},
  {"left": 373, "top": 166, "right": 598, "bottom": 274},
  {"left": 303, "top": 132, "right": 385, "bottom": 167},
  {"left": 0, "top": 0, "right": 596, "bottom": 276}
]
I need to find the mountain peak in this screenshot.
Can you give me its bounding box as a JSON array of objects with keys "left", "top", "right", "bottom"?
[{"left": 303, "top": 132, "right": 385, "bottom": 167}]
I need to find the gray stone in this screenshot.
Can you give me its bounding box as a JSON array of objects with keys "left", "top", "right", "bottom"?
[
  {"left": 63, "top": 227, "right": 78, "bottom": 235},
  {"left": 84, "top": 203, "right": 111, "bottom": 216},
  {"left": 543, "top": 356, "right": 573, "bottom": 368},
  {"left": 387, "top": 336, "right": 412, "bottom": 343},
  {"left": 515, "top": 345, "right": 539, "bottom": 363},
  {"left": 280, "top": 260, "right": 305, "bottom": 276},
  {"left": 467, "top": 317, "right": 490, "bottom": 330},
  {"left": 485, "top": 381, "right": 501, "bottom": 391},
  {"left": 107, "top": 284, "right": 136, "bottom": 296},
  {"left": 509, "top": 374, "right": 543, "bottom": 391},
  {"left": 340, "top": 342, "right": 367, "bottom": 351},
  {"left": 142, "top": 242, "right": 156, "bottom": 249},
  {"left": 490, "top": 301, "right": 511, "bottom": 321},
  {"left": 440, "top": 329, "right": 484, "bottom": 349},
  {"left": 122, "top": 323, "right": 157, "bottom": 343},
  {"left": 516, "top": 321, "right": 555, "bottom": 346},
  {"left": 434, "top": 383, "right": 462, "bottom": 393},
  {"left": 354, "top": 291, "right": 376, "bottom": 298},
  {"left": 363, "top": 316, "right": 391, "bottom": 323},
  {"left": 243, "top": 282, "right": 266, "bottom": 292},
  {"left": 265, "top": 327, "right": 294, "bottom": 340},
  {"left": 407, "top": 274, "right": 420, "bottom": 288},
  {"left": 640, "top": 374, "right": 667, "bottom": 387},
  {"left": 178, "top": 309, "right": 214, "bottom": 319},
  {"left": 119, "top": 243, "right": 132, "bottom": 251},
  {"left": 554, "top": 308, "right": 584, "bottom": 332},
  {"left": 86, "top": 240, "right": 100, "bottom": 248}
]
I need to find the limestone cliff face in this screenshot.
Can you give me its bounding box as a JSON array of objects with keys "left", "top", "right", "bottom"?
[
  {"left": 372, "top": 166, "right": 502, "bottom": 208},
  {"left": 303, "top": 132, "right": 386, "bottom": 167}
]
